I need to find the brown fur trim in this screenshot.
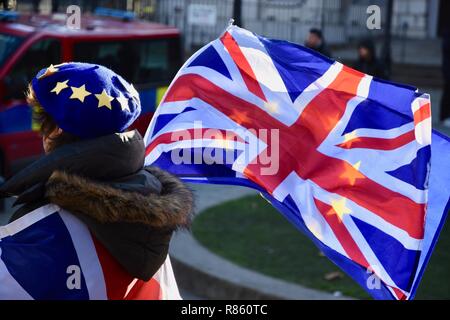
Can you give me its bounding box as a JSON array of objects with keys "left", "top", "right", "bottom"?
[{"left": 45, "top": 167, "right": 194, "bottom": 229}]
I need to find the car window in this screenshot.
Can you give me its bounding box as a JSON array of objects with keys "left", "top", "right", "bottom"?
[
  {"left": 3, "top": 38, "right": 61, "bottom": 100},
  {"left": 73, "top": 37, "right": 182, "bottom": 87},
  {"left": 0, "top": 33, "right": 24, "bottom": 67}
]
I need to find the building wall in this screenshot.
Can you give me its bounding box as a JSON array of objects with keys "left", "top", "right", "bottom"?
[
  {"left": 154, "top": 0, "right": 435, "bottom": 51},
  {"left": 392, "top": 0, "right": 428, "bottom": 38}
]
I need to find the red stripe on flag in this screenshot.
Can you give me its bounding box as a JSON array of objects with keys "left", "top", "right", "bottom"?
[
  {"left": 292, "top": 65, "right": 365, "bottom": 144},
  {"left": 124, "top": 279, "right": 162, "bottom": 300},
  {"left": 92, "top": 236, "right": 134, "bottom": 300},
  {"left": 413, "top": 102, "right": 431, "bottom": 126},
  {"left": 316, "top": 199, "right": 407, "bottom": 300},
  {"left": 314, "top": 198, "right": 370, "bottom": 268},
  {"left": 162, "top": 72, "right": 425, "bottom": 238},
  {"left": 390, "top": 286, "right": 407, "bottom": 300},
  {"left": 245, "top": 65, "right": 366, "bottom": 191},
  {"left": 312, "top": 153, "right": 425, "bottom": 238},
  {"left": 337, "top": 131, "right": 415, "bottom": 150},
  {"left": 304, "top": 151, "right": 425, "bottom": 238},
  {"left": 92, "top": 236, "right": 162, "bottom": 300},
  {"left": 220, "top": 31, "right": 267, "bottom": 102},
  {"left": 163, "top": 74, "right": 282, "bottom": 131}
]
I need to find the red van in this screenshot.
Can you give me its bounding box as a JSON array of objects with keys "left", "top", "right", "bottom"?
[{"left": 0, "top": 9, "right": 182, "bottom": 177}]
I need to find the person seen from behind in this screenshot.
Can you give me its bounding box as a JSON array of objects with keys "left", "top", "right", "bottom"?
[
  {"left": 305, "top": 28, "right": 332, "bottom": 58},
  {"left": 0, "top": 62, "right": 194, "bottom": 299},
  {"left": 353, "top": 38, "right": 388, "bottom": 80}
]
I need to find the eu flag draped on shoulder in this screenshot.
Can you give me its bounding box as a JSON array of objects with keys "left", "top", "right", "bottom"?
[
  {"left": 0, "top": 62, "right": 193, "bottom": 299},
  {"left": 144, "top": 25, "right": 450, "bottom": 300}
]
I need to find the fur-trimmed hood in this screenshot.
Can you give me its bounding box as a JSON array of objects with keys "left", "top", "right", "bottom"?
[
  {"left": 0, "top": 130, "right": 194, "bottom": 281},
  {"left": 46, "top": 166, "right": 194, "bottom": 230}
]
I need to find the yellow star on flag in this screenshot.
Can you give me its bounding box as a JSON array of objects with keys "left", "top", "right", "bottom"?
[
  {"left": 70, "top": 85, "right": 91, "bottom": 103},
  {"left": 95, "top": 89, "right": 114, "bottom": 110},
  {"left": 38, "top": 64, "right": 59, "bottom": 79},
  {"left": 50, "top": 80, "right": 69, "bottom": 95},
  {"left": 116, "top": 93, "right": 130, "bottom": 112},
  {"left": 339, "top": 160, "right": 364, "bottom": 186},
  {"left": 330, "top": 198, "right": 352, "bottom": 221},
  {"left": 265, "top": 101, "right": 279, "bottom": 114}
]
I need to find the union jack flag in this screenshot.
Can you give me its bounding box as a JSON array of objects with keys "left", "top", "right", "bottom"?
[
  {"left": 144, "top": 25, "right": 450, "bottom": 300},
  {"left": 0, "top": 204, "right": 181, "bottom": 300}
]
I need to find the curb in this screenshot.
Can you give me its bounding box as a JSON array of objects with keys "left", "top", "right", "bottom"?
[
  {"left": 170, "top": 230, "right": 350, "bottom": 300},
  {"left": 170, "top": 184, "right": 352, "bottom": 300}
]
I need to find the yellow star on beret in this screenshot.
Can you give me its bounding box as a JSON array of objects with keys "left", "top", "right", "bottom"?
[
  {"left": 96, "top": 89, "right": 114, "bottom": 110},
  {"left": 38, "top": 64, "right": 59, "bottom": 80},
  {"left": 70, "top": 84, "right": 91, "bottom": 102},
  {"left": 50, "top": 80, "right": 69, "bottom": 95},
  {"left": 116, "top": 93, "right": 130, "bottom": 112}
]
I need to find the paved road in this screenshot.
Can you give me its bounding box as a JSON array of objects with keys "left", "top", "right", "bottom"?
[
  {"left": 188, "top": 183, "right": 258, "bottom": 213},
  {"left": 175, "top": 183, "right": 257, "bottom": 299}
]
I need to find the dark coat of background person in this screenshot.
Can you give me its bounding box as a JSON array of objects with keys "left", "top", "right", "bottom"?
[
  {"left": 305, "top": 28, "right": 332, "bottom": 58},
  {"left": 0, "top": 130, "right": 194, "bottom": 281},
  {"left": 313, "top": 41, "right": 332, "bottom": 58},
  {"left": 353, "top": 39, "right": 388, "bottom": 80}
]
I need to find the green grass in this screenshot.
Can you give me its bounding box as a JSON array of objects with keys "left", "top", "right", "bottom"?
[{"left": 192, "top": 195, "right": 450, "bottom": 299}]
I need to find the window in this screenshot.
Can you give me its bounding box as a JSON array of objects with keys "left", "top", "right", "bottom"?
[
  {"left": 73, "top": 37, "right": 182, "bottom": 86},
  {"left": 3, "top": 38, "right": 61, "bottom": 100},
  {"left": 0, "top": 33, "right": 24, "bottom": 67}
]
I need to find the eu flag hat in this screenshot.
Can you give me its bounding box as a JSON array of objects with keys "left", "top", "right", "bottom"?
[{"left": 31, "top": 62, "right": 141, "bottom": 139}]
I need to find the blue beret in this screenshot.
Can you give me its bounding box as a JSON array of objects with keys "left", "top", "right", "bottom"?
[{"left": 31, "top": 62, "right": 141, "bottom": 139}]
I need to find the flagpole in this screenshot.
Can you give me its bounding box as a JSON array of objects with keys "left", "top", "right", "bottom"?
[{"left": 221, "top": 18, "right": 235, "bottom": 37}]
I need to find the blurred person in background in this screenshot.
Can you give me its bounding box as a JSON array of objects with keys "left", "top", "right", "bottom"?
[
  {"left": 305, "top": 28, "right": 331, "bottom": 58},
  {"left": 353, "top": 38, "right": 388, "bottom": 80}
]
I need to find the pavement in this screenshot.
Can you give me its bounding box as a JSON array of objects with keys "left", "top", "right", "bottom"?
[
  {"left": 173, "top": 183, "right": 258, "bottom": 300},
  {"left": 169, "top": 184, "right": 353, "bottom": 300}
]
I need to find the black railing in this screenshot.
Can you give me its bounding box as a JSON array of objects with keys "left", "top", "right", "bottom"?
[{"left": 14, "top": 0, "right": 431, "bottom": 54}]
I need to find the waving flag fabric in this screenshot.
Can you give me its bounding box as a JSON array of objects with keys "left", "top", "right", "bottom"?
[
  {"left": 144, "top": 25, "right": 450, "bottom": 299},
  {"left": 0, "top": 204, "right": 181, "bottom": 300}
]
